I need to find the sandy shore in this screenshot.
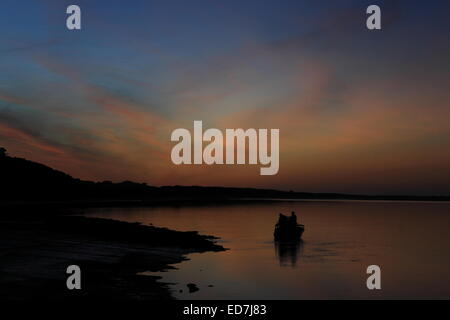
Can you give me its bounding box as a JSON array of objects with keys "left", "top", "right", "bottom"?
[{"left": 0, "top": 215, "right": 225, "bottom": 300}]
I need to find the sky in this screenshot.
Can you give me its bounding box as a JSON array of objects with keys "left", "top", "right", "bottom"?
[{"left": 0, "top": 0, "right": 450, "bottom": 195}]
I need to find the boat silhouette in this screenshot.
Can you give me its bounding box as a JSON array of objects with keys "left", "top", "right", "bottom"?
[
  {"left": 274, "top": 223, "right": 304, "bottom": 241},
  {"left": 274, "top": 212, "right": 304, "bottom": 241}
]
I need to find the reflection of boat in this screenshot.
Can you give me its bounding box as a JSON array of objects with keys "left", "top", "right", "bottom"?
[
  {"left": 274, "top": 240, "right": 303, "bottom": 267},
  {"left": 274, "top": 224, "right": 304, "bottom": 241}
]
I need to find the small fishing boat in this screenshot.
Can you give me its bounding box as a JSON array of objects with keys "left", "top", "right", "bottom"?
[{"left": 274, "top": 223, "right": 304, "bottom": 242}]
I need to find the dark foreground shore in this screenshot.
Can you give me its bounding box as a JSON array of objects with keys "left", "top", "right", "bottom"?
[{"left": 0, "top": 214, "right": 225, "bottom": 300}]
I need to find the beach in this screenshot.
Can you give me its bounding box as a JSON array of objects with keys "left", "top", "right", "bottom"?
[{"left": 0, "top": 212, "right": 224, "bottom": 300}]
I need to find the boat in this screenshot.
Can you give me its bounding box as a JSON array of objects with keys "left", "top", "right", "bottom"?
[{"left": 274, "top": 223, "right": 304, "bottom": 242}]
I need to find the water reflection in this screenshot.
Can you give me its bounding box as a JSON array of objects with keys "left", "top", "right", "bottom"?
[
  {"left": 85, "top": 202, "right": 450, "bottom": 299},
  {"left": 274, "top": 240, "right": 303, "bottom": 267}
]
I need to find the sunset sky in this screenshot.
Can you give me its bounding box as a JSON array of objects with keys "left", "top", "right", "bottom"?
[{"left": 1, "top": 0, "right": 450, "bottom": 195}]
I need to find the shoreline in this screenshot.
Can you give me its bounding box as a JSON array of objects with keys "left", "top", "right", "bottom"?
[
  {"left": 1, "top": 195, "right": 450, "bottom": 214},
  {"left": 0, "top": 214, "right": 225, "bottom": 300}
]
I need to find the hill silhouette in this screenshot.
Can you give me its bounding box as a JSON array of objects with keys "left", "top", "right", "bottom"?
[
  {"left": 1, "top": 148, "right": 449, "bottom": 203},
  {"left": 0, "top": 152, "right": 157, "bottom": 201}
]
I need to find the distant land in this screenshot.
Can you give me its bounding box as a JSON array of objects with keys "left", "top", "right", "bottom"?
[
  {"left": 0, "top": 148, "right": 226, "bottom": 300},
  {"left": 1, "top": 149, "right": 449, "bottom": 205}
]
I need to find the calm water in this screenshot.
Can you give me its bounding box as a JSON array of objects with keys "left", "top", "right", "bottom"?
[{"left": 84, "top": 201, "right": 450, "bottom": 299}]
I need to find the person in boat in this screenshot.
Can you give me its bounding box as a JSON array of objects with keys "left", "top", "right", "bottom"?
[
  {"left": 289, "top": 211, "right": 298, "bottom": 225},
  {"left": 277, "top": 213, "right": 288, "bottom": 227}
]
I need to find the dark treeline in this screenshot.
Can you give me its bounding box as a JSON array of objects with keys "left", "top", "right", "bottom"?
[{"left": 1, "top": 150, "right": 449, "bottom": 203}]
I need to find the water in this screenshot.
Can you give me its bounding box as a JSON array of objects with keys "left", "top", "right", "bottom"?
[{"left": 84, "top": 201, "right": 450, "bottom": 299}]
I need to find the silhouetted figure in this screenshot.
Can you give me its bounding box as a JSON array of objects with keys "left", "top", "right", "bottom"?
[{"left": 0, "top": 147, "right": 6, "bottom": 157}]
